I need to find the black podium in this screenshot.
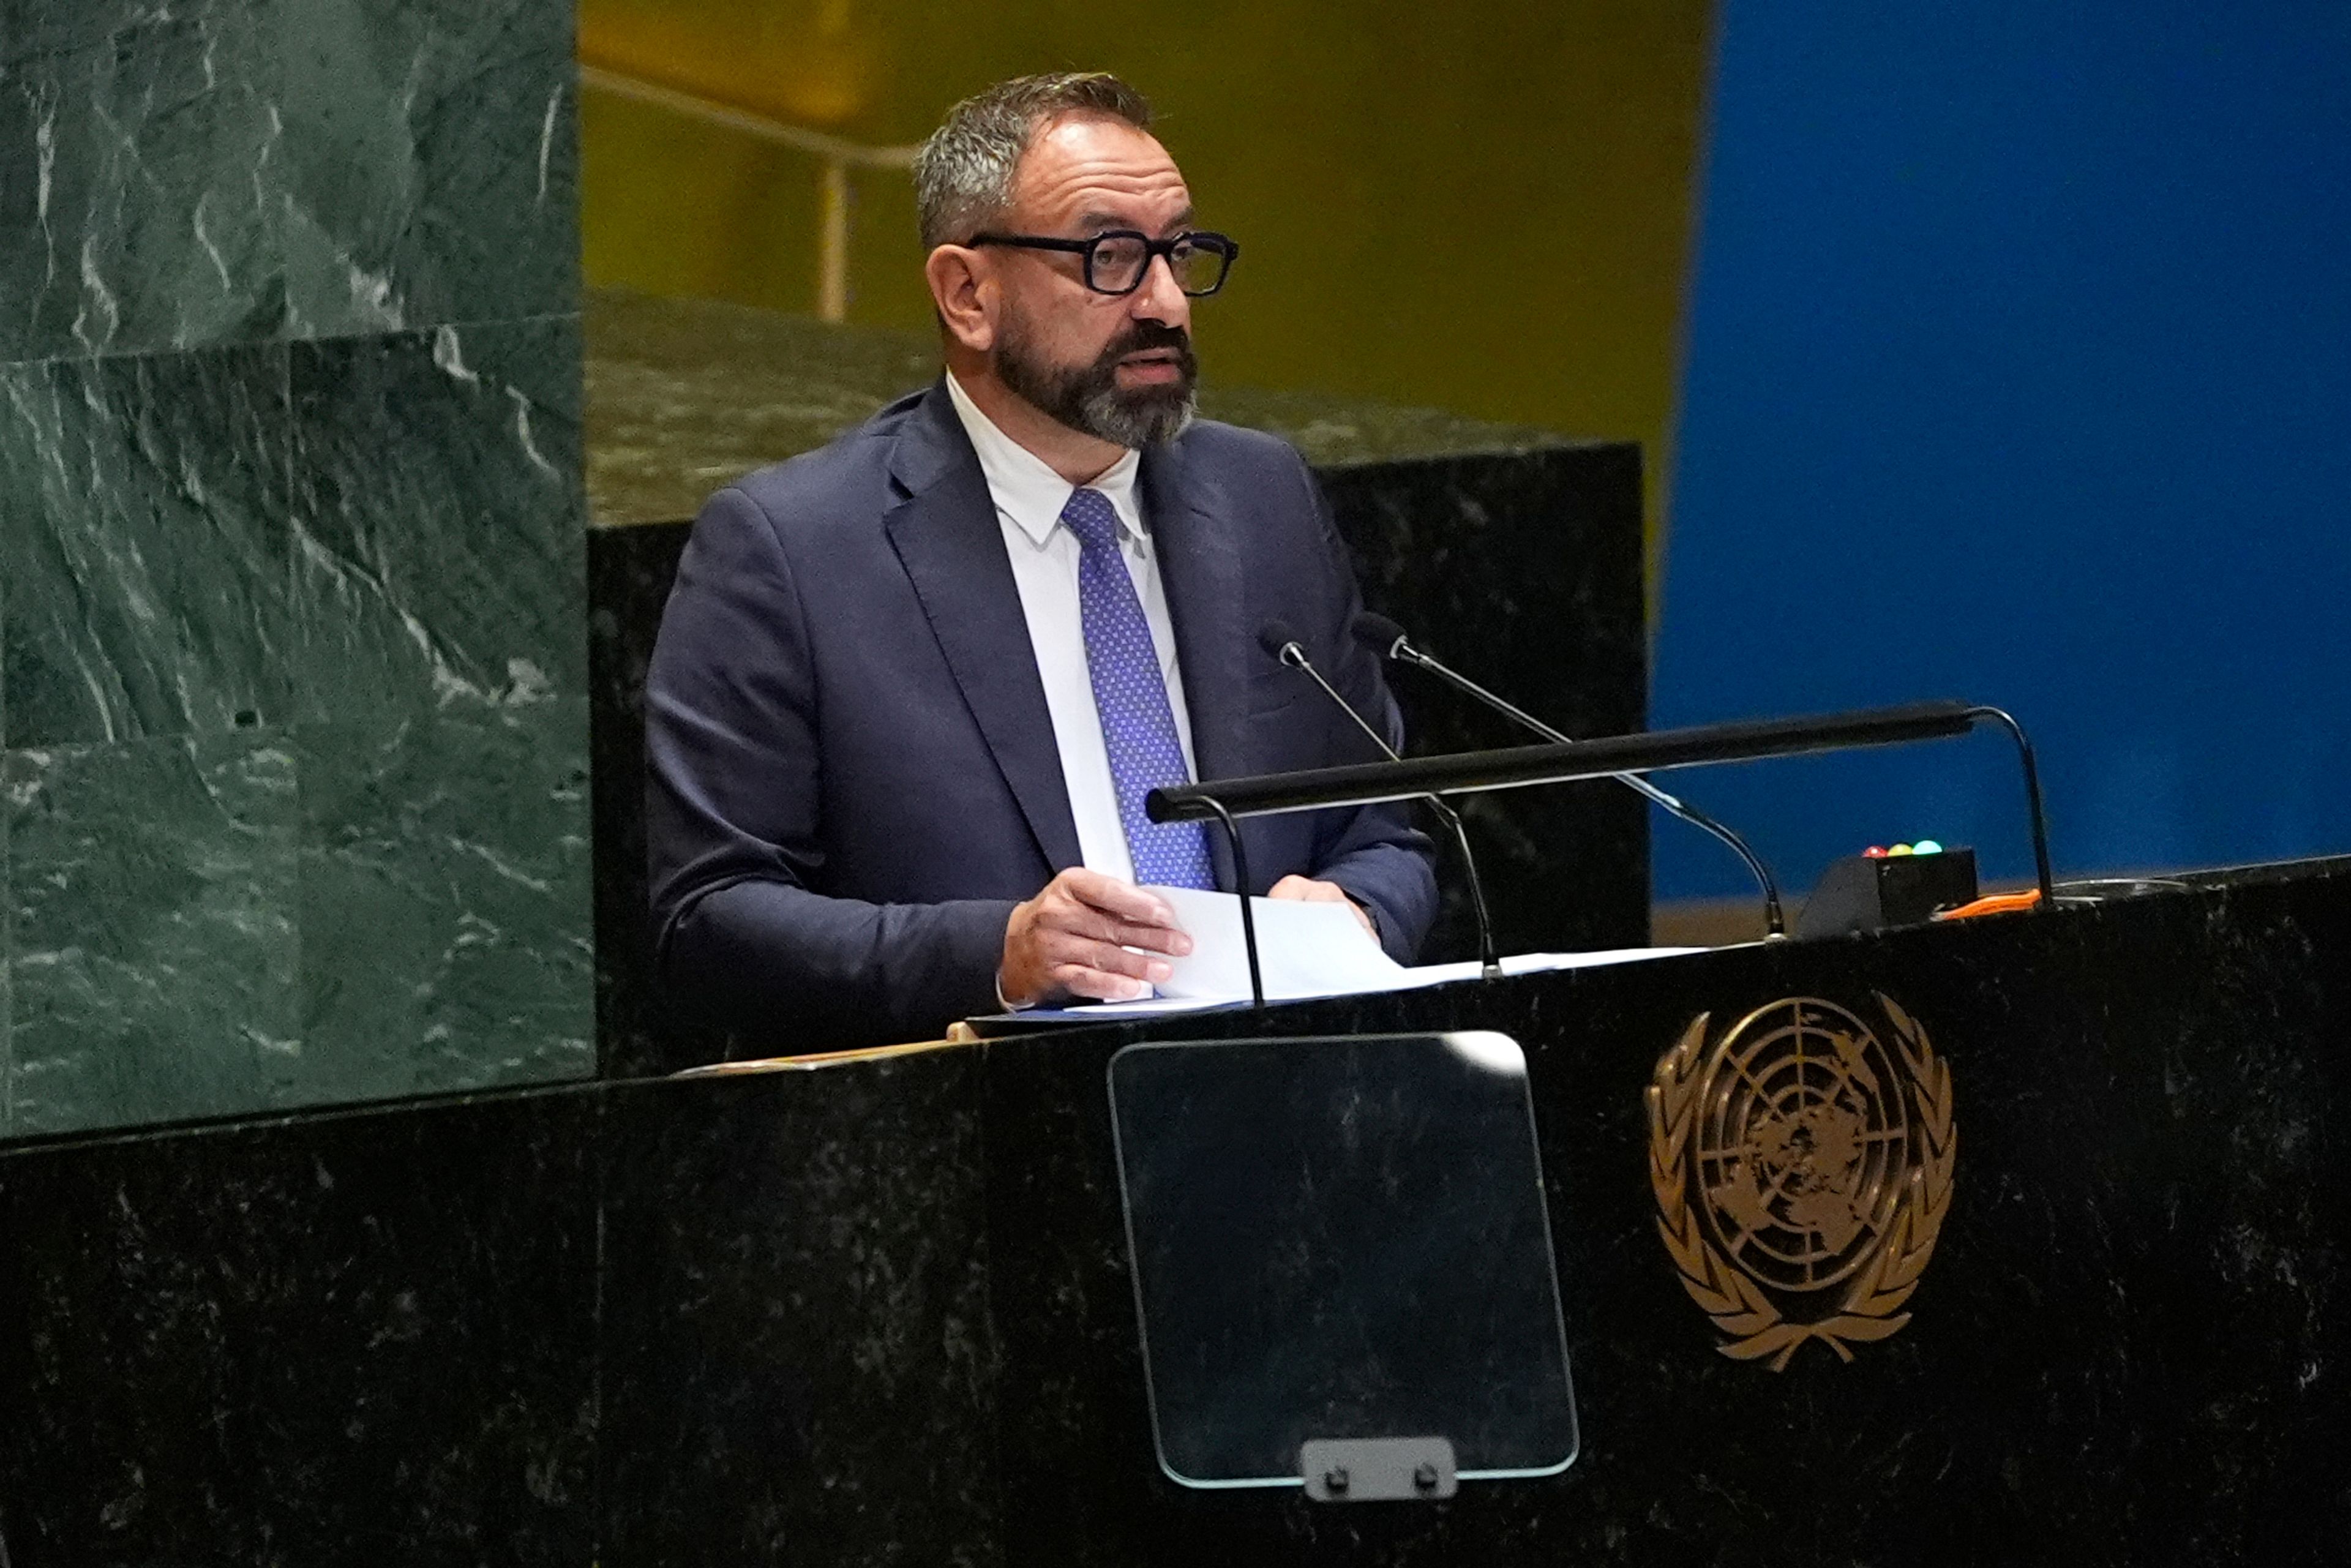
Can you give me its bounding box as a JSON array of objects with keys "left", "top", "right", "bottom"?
[{"left": 2, "top": 859, "right": 2349, "bottom": 1564}]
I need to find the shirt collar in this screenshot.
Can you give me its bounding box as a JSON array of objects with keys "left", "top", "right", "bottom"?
[{"left": 944, "top": 371, "right": 1143, "bottom": 549}]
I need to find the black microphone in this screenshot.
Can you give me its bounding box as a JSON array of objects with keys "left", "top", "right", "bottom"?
[
  {"left": 1256, "top": 621, "right": 1502, "bottom": 980},
  {"left": 1351, "top": 612, "right": 1788, "bottom": 939}
]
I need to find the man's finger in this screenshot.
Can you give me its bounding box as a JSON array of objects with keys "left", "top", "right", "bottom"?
[
  {"left": 1057, "top": 964, "right": 1156, "bottom": 1002},
  {"left": 1052, "top": 907, "right": 1190, "bottom": 956},
  {"left": 1109, "top": 921, "right": 1191, "bottom": 956},
  {"left": 1059, "top": 868, "right": 1182, "bottom": 928},
  {"left": 1044, "top": 883, "right": 1191, "bottom": 953},
  {"left": 1054, "top": 937, "right": 1170, "bottom": 985}
]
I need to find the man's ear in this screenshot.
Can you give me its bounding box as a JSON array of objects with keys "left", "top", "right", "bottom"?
[{"left": 924, "top": 246, "right": 995, "bottom": 353}]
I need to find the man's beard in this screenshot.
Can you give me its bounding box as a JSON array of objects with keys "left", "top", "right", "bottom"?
[{"left": 992, "top": 313, "right": 1198, "bottom": 448}]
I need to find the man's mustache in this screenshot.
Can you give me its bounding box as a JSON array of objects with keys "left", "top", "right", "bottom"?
[{"left": 1097, "top": 322, "right": 1196, "bottom": 374}]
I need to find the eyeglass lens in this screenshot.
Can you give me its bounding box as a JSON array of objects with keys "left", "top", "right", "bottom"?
[{"left": 1090, "top": 234, "right": 1229, "bottom": 296}]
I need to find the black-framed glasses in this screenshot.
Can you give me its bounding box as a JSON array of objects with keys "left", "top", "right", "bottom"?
[{"left": 966, "top": 230, "right": 1240, "bottom": 297}]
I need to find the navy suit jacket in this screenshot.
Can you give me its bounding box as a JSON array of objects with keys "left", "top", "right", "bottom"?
[{"left": 644, "top": 380, "right": 1438, "bottom": 1047}]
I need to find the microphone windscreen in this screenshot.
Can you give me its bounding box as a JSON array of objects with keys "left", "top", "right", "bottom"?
[
  {"left": 1351, "top": 611, "right": 1409, "bottom": 655},
  {"left": 1255, "top": 620, "right": 1303, "bottom": 660}
]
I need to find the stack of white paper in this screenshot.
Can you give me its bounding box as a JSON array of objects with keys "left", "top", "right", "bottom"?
[
  {"left": 1035, "top": 887, "right": 1704, "bottom": 1018},
  {"left": 1147, "top": 885, "right": 1406, "bottom": 1000}
]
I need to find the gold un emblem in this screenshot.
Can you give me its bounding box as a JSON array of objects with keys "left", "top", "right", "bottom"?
[{"left": 1648, "top": 994, "right": 1957, "bottom": 1370}]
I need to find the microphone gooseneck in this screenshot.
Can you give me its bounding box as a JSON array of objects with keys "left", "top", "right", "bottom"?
[
  {"left": 1256, "top": 622, "right": 1503, "bottom": 980},
  {"left": 1963, "top": 705, "right": 2058, "bottom": 909},
  {"left": 1351, "top": 612, "right": 1789, "bottom": 940}
]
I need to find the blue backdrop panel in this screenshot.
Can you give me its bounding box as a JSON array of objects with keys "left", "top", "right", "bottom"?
[{"left": 1656, "top": 1, "right": 2351, "bottom": 898}]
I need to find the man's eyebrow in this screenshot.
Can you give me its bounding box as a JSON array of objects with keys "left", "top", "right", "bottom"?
[{"left": 1075, "top": 206, "right": 1197, "bottom": 234}]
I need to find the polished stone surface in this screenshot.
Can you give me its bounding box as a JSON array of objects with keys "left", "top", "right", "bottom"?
[
  {"left": 289, "top": 317, "right": 588, "bottom": 720},
  {"left": 1, "top": 861, "right": 2345, "bottom": 1563},
  {"left": 0, "top": 0, "right": 578, "bottom": 360},
  {"left": 292, "top": 697, "right": 593, "bottom": 1106},
  {"left": 0, "top": 0, "right": 283, "bottom": 359},
  {"left": 0, "top": 0, "right": 590, "bottom": 1138},
  {"left": 275, "top": 0, "right": 580, "bottom": 340},
  {"left": 0, "top": 1089, "right": 601, "bottom": 1564},
  {"left": 0, "top": 345, "right": 290, "bottom": 746},
  {"left": 588, "top": 520, "right": 722, "bottom": 1078},
  {"left": 599, "top": 1056, "right": 1000, "bottom": 1566},
  {"left": 583, "top": 287, "right": 1569, "bottom": 528},
  {"left": 1318, "top": 447, "right": 1649, "bottom": 962},
  {"left": 4, "top": 731, "right": 298, "bottom": 1135}
]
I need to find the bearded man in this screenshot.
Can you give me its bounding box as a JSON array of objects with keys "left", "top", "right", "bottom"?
[{"left": 644, "top": 72, "right": 1437, "bottom": 1047}]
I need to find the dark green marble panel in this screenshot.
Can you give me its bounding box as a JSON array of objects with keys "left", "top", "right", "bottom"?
[
  {"left": 0, "top": 0, "right": 283, "bottom": 359},
  {"left": 0, "top": 343, "right": 290, "bottom": 747},
  {"left": 276, "top": 0, "right": 578, "bottom": 337},
  {"left": 1, "top": 801, "right": 11, "bottom": 1127},
  {"left": 3, "top": 730, "right": 298, "bottom": 1136},
  {"left": 292, "top": 697, "right": 591, "bottom": 1105},
  {"left": 0, "top": 0, "right": 591, "bottom": 1141},
  {"left": 288, "top": 316, "right": 585, "bottom": 721},
  {"left": 0, "top": 0, "right": 576, "bottom": 361}
]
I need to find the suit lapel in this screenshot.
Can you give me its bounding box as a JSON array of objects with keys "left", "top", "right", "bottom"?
[
  {"left": 884, "top": 383, "right": 1083, "bottom": 874},
  {"left": 1142, "top": 435, "right": 1252, "bottom": 889}
]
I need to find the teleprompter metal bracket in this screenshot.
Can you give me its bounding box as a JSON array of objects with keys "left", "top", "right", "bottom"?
[{"left": 1300, "top": 1436, "right": 1458, "bottom": 1502}]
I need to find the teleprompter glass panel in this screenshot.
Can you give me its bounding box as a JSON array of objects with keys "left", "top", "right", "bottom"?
[{"left": 1108, "top": 1032, "right": 1579, "bottom": 1489}]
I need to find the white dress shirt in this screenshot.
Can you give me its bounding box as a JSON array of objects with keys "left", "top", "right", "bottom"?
[{"left": 944, "top": 373, "right": 1199, "bottom": 885}]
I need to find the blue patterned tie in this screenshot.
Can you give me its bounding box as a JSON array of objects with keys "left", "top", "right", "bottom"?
[{"left": 1061, "top": 487, "right": 1216, "bottom": 888}]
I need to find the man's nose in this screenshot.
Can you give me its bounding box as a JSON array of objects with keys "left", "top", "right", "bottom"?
[{"left": 1128, "top": 252, "right": 1192, "bottom": 326}]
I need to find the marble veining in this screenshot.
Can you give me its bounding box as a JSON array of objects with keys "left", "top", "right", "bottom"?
[
  {"left": 0, "top": 342, "right": 290, "bottom": 748},
  {"left": 0, "top": 0, "right": 591, "bottom": 1138},
  {"left": 0, "top": 0, "right": 578, "bottom": 361},
  {"left": 274, "top": 0, "right": 579, "bottom": 339},
  {"left": 0, "top": 0, "right": 281, "bottom": 359},
  {"left": 3, "top": 729, "right": 298, "bottom": 1135},
  {"left": 293, "top": 697, "right": 593, "bottom": 1105},
  {"left": 1, "top": 771, "right": 12, "bottom": 1130},
  {"left": 288, "top": 315, "right": 587, "bottom": 721}
]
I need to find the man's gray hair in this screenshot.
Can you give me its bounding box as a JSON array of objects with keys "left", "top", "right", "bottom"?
[{"left": 912, "top": 73, "right": 1153, "bottom": 250}]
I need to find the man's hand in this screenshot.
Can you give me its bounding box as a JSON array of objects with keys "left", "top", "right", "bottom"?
[
  {"left": 1001, "top": 868, "right": 1194, "bottom": 1006},
  {"left": 1269, "top": 875, "right": 1377, "bottom": 940}
]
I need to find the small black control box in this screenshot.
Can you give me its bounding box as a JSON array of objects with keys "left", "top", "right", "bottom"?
[{"left": 1794, "top": 847, "right": 1981, "bottom": 939}]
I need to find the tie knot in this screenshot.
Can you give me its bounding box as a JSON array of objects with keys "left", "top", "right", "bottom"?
[{"left": 1060, "top": 486, "right": 1122, "bottom": 553}]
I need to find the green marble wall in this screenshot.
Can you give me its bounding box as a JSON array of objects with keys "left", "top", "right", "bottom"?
[{"left": 0, "top": 1, "right": 591, "bottom": 1136}]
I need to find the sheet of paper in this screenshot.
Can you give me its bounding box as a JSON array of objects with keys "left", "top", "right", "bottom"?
[
  {"left": 1052, "top": 940, "right": 1711, "bottom": 1017},
  {"left": 1398, "top": 947, "right": 1707, "bottom": 987},
  {"left": 1144, "top": 885, "right": 1406, "bottom": 1001}
]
